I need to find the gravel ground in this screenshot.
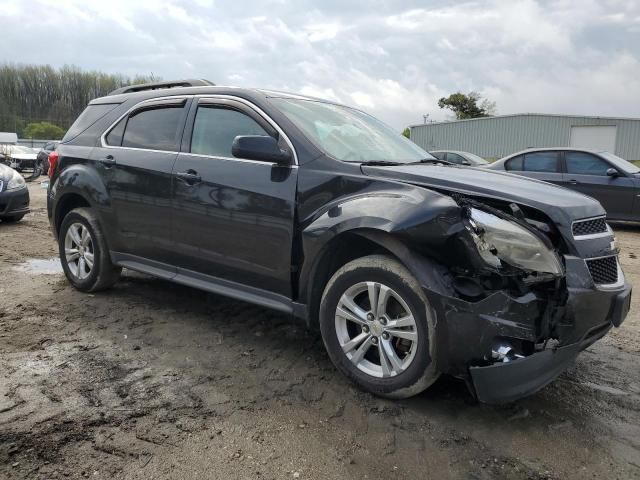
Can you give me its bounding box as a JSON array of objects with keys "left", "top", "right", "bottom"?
[{"left": 1, "top": 182, "right": 639, "bottom": 480}]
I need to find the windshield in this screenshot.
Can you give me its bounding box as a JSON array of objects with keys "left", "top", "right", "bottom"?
[
  {"left": 599, "top": 151, "right": 640, "bottom": 174},
  {"left": 271, "top": 98, "right": 434, "bottom": 163},
  {"left": 464, "top": 152, "right": 489, "bottom": 165}
]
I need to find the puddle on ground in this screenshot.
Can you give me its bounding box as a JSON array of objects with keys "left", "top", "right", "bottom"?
[{"left": 12, "top": 258, "right": 63, "bottom": 275}]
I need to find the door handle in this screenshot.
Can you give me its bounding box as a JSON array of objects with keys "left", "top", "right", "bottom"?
[
  {"left": 99, "top": 155, "right": 116, "bottom": 166},
  {"left": 176, "top": 170, "right": 202, "bottom": 184},
  {"left": 568, "top": 179, "right": 578, "bottom": 184}
]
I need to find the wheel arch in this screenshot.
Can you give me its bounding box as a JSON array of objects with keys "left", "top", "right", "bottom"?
[
  {"left": 301, "top": 227, "right": 450, "bottom": 329},
  {"left": 297, "top": 187, "right": 462, "bottom": 327},
  {"left": 51, "top": 164, "right": 110, "bottom": 239}
]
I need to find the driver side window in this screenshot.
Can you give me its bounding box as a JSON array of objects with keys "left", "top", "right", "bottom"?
[{"left": 191, "top": 106, "right": 271, "bottom": 158}]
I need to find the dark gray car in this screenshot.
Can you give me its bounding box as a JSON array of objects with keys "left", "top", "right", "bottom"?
[{"left": 489, "top": 148, "right": 640, "bottom": 221}]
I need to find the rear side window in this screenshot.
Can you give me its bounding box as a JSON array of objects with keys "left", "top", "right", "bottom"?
[
  {"left": 565, "top": 152, "right": 610, "bottom": 176},
  {"left": 447, "top": 153, "right": 465, "bottom": 164},
  {"left": 121, "top": 106, "right": 184, "bottom": 151},
  {"left": 523, "top": 152, "right": 559, "bottom": 172},
  {"left": 63, "top": 104, "right": 120, "bottom": 142},
  {"left": 191, "top": 106, "right": 270, "bottom": 157}
]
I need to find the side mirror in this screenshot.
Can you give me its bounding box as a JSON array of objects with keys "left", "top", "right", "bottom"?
[
  {"left": 461, "top": 160, "right": 471, "bottom": 166},
  {"left": 232, "top": 135, "right": 292, "bottom": 165},
  {"left": 606, "top": 167, "right": 619, "bottom": 177}
]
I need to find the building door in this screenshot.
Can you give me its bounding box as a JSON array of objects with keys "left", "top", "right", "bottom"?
[{"left": 569, "top": 126, "right": 617, "bottom": 154}]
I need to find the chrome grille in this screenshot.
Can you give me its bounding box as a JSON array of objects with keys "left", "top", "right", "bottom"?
[
  {"left": 586, "top": 256, "right": 618, "bottom": 285},
  {"left": 572, "top": 217, "right": 608, "bottom": 237}
]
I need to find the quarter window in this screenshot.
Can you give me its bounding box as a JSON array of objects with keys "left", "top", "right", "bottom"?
[
  {"left": 191, "top": 106, "right": 270, "bottom": 158},
  {"left": 120, "top": 106, "right": 185, "bottom": 151},
  {"left": 565, "top": 152, "right": 610, "bottom": 176},
  {"left": 105, "top": 118, "right": 126, "bottom": 146},
  {"left": 506, "top": 155, "right": 524, "bottom": 171},
  {"left": 523, "top": 152, "right": 559, "bottom": 172}
]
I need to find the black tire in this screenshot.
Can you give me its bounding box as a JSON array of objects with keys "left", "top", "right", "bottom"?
[
  {"left": 319, "top": 254, "right": 439, "bottom": 399},
  {"left": 0, "top": 214, "right": 25, "bottom": 223},
  {"left": 58, "top": 207, "right": 121, "bottom": 292}
]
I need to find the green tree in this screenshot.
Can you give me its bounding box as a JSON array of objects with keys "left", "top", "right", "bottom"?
[
  {"left": 23, "top": 121, "right": 66, "bottom": 139},
  {"left": 437, "top": 91, "right": 496, "bottom": 120},
  {"left": 0, "top": 63, "right": 159, "bottom": 134},
  {"left": 402, "top": 127, "right": 411, "bottom": 138}
]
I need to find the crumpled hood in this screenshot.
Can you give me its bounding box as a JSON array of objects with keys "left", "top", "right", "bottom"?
[
  {"left": 7, "top": 153, "right": 36, "bottom": 160},
  {"left": 361, "top": 164, "right": 605, "bottom": 227}
]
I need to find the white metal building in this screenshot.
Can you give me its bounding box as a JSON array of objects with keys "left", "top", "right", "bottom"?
[{"left": 409, "top": 114, "right": 640, "bottom": 161}]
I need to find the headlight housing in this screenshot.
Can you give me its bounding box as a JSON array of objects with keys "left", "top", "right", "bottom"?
[
  {"left": 467, "top": 208, "right": 563, "bottom": 275},
  {"left": 6, "top": 169, "right": 26, "bottom": 191}
]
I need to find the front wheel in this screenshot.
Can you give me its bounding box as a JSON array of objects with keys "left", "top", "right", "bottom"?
[
  {"left": 319, "top": 255, "right": 439, "bottom": 399},
  {"left": 58, "top": 207, "right": 121, "bottom": 292}
]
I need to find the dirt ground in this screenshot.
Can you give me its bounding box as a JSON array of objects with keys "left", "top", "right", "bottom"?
[{"left": 1, "top": 182, "right": 639, "bottom": 480}]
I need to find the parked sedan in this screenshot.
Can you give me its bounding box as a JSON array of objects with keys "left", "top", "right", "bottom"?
[
  {"left": 0, "top": 162, "right": 30, "bottom": 222},
  {"left": 489, "top": 148, "right": 640, "bottom": 222},
  {"left": 430, "top": 150, "right": 489, "bottom": 167}
]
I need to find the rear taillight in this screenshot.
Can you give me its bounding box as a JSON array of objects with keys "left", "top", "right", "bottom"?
[{"left": 48, "top": 150, "right": 59, "bottom": 178}]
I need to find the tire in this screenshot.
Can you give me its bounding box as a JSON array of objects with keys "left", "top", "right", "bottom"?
[
  {"left": 58, "top": 207, "right": 121, "bottom": 292},
  {"left": 319, "top": 254, "right": 439, "bottom": 399},
  {"left": 0, "top": 214, "right": 25, "bottom": 223}
]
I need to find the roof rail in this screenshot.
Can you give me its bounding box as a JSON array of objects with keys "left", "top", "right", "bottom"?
[{"left": 108, "top": 79, "right": 215, "bottom": 96}]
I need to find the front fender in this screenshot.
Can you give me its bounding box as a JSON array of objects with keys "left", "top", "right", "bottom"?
[{"left": 299, "top": 185, "right": 464, "bottom": 301}]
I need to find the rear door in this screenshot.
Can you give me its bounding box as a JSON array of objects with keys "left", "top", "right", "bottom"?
[
  {"left": 170, "top": 97, "right": 298, "bottom": 296},
  {"left": 504, "top": 151, "right": 563, "bottom": 185},
  {"left": 90, "top": 97, "right": 190, "bottom": 264},
  {"left": 562, "top": 151, "right": 636, "bottom": 218}
]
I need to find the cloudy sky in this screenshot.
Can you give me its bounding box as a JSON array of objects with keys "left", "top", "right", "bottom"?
[{"left": 2, "top": 0, "right": 640, "bottom": 129}]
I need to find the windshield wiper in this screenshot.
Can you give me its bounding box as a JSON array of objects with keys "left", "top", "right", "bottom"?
[
  {"left": 407, "top": 158, "right": 453, "bottom": 166},
  {"left": 359, "top": 160, "right": 404, "bottom": 166}
]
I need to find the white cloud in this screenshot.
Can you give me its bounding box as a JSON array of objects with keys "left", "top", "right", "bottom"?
[{"left": 1, "top": 0, "right": 640, "bottom": 129}]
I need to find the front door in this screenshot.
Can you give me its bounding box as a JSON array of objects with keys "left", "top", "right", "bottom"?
[
  {"left": 171, "top": 97, "right": 297, "bottom": 296},
  {"left": 562, "top": 151, "right": 636, "bottom": 219}
]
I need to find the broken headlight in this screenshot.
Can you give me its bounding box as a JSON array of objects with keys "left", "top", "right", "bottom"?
[{"left": 467, "top": 208, "right": 563, "bottom": 275}]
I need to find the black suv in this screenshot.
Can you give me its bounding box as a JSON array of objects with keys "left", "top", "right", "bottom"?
[{"left": 48, "top": 80, "right": 631, "bottom": 403}]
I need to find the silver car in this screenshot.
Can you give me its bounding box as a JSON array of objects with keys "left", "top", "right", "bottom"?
[{"left": 489, "top": 147, "right": 640, "bottom": 221}]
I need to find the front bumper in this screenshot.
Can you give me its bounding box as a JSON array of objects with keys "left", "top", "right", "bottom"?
[
  {"left": 0, "top": 185, "right": 30, "bottom": 217},
  {"left": 470, "top": 282, "right": 630, "bottom": 404},
  {"left": 421, "top": 254, "right": 631, "bottom": 404}
]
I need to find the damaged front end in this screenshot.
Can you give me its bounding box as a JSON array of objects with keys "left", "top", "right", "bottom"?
[{"left": 420, "top": 196, "right": 631, "bottom": 404}]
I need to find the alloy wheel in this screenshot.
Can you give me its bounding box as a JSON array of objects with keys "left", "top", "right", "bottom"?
[
  {"left": 334, "top": 281, "right": 418, "bottom": 378},
  {"left": 64, "top": 222, "right": 95, "bottom": 280}
]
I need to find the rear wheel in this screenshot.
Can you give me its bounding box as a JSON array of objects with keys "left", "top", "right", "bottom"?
[
  {"left": 319, "top": 255, "right": 439, "bottom": 399},
  {"left": 58, "top": 207, "right": 121, "bottom": 292}
]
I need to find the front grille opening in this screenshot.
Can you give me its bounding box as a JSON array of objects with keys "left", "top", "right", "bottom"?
[
  {"left": 586, "top": 256, "right": 618, "bottom": 285},
  {"left": 573, "top": 217, "right": 607, "bottom": 237}
]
